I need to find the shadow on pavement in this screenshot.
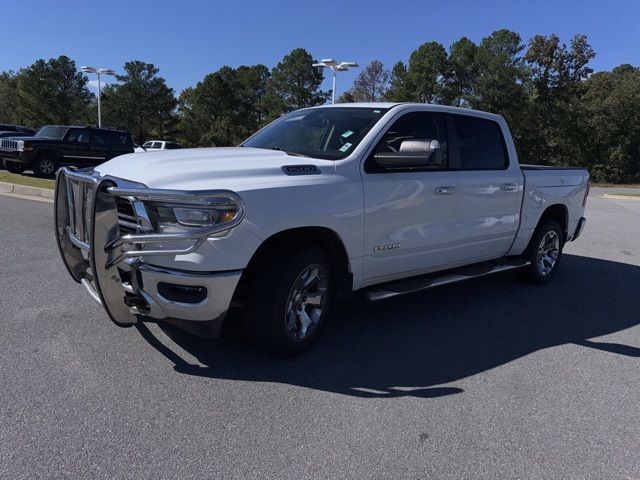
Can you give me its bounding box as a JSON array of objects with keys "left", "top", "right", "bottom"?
[{"left": 136, "top": 254, "right": 640, "bottom": 398}]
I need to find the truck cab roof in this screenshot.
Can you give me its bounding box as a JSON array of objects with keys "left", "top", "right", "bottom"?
[{"left": 313, "top": 102, "right": 505, "bottom": 122}]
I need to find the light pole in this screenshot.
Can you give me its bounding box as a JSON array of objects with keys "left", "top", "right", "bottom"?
[
  {"left": 81, "top": 66, "right": 116, "bottom": 127},
  {"left": 312, "top": 59, "right": 359, "bottom": 104}
]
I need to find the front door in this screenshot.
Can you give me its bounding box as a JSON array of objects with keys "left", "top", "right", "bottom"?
[{"left": 362, "top": 111, "right": 459, "bottom": 283}]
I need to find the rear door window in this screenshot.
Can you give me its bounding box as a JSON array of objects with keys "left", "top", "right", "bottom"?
[
  {"left": 108, "top": 131, "right": 129, "bottom": 146},
  {"left": 66, "top": 128, "right": 90, "bottom": 143},
  {"left": 449, "top": 115, "right": 507, "bottom": 170},
  {"left": 91, "top": 131, "right": 109, "bottom": 146}
]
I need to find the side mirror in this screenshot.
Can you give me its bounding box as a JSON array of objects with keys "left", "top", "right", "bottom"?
[{"left": 372, "top": 139, "right": 441, "bottom": 170}]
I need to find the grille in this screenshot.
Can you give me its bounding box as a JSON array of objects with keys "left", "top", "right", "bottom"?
[
  {"left": 67, "top": 178, "right": 95, "bottom": 245},
  {"left": 0, "top": 139, "right": 17, "bottom": 151}
]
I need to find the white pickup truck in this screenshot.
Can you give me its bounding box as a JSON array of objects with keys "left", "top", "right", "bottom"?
[{"left": 54, "top": 103, "right": 589, "bottom": 353}]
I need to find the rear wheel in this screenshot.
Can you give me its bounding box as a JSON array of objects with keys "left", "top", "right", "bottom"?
[
  {"left": 32, "top": 156, "right": 57, "bottom": 178},
  {"left": 519, "top": 220, "right": 564, "bottom": 284},
  {"left": 5, "top": 161, "right": 25, "bottom": 174},
  {"left": 244, "top": 245, "right": 334, "bottom": 354}
]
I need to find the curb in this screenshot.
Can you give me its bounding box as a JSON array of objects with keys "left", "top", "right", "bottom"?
[
  {"left": 0, "top": 181, "right": 54, "bottom": 200},
  {"left": 601, "top": 194, "right": 640, "bottom": 201}
]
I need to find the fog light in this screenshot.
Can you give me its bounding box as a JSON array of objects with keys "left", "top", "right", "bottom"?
[{"left": 157, "top": 283, "right": 207, "bottom": 304}]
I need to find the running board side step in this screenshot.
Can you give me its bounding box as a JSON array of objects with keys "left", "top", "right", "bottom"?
[{"left": 366, "top": 258, "right": 530, "bottom": 302}]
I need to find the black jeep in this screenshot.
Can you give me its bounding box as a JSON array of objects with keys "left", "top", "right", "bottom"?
[{"left": 1, "top": 125, "right": 134, "bottom": 177}]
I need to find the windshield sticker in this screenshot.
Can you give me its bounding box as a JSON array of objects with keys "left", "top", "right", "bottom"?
[
  {"left": 341, "top": 130, "right": 354, "bottom": 138},
  {"left": 373, "top": 109, "right": 381, "bottom": 113},
  {"left": 339, "top": 142, "right": 353, "bottom": 152}
]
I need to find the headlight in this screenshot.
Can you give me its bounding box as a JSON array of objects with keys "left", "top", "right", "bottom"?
[
  {"left": 15, "top": 141, "right": 34, "bottom": 152},
  {"left": 145, "top": 201, "right": 241, "bottom": 234}
]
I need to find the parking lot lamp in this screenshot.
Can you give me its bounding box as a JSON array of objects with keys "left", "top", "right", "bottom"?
[
  {"left": 80, "top": 66, "right": 116, "bottom": 127},
  {"left": 312, "top": 59, "right": 359, "bottom": 104}
]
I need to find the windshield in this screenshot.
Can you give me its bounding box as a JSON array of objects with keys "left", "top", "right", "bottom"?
[
  {"left": 242, "top": 107, "right": 389, "bottom": 160},
  {"left": 35, "top": 126, "right": 67, "bottom": 140}
]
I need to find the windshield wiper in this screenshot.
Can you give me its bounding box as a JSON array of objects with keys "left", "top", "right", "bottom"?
[{"left": 270, "top": 146, "right": 309, "bottom": 157}]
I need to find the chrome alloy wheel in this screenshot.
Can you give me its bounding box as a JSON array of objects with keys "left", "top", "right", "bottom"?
[
  {"left": 537, "top": 230, "right": 560, "bottom": 275},
  {"left": 285, "top": 264, "right": 328, "bottom": 341},
  {"left": 39, "top": 159, "right": 55, "bottom": 175}
]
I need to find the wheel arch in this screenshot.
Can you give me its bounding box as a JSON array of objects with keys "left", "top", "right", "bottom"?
[
  {"left": 537, "top": 203, "right": 569, "bottom": 241},
  {"left": 241, "top": 226, "right": 353, "bottom": 299}
]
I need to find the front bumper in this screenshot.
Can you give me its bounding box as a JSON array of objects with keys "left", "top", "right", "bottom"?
[
  {"left": 79, "top": 261, "right": 241, "bottom": 337},
  {"left": 54, "top": 167, "right": 244, "bottom": 336},
  {"left": 125, "top": 261, "right": 240, "bottom": 322},
  {"left": 1, "top": 150, "right": 30, "bottom": 165}
]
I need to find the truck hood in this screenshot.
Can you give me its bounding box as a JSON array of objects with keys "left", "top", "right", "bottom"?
[
  {"left": 3, "top": 135, "right": 39, "bottom": 141},
  {"left": 94, "top": 147, "right": 336, "bottom": 191}
]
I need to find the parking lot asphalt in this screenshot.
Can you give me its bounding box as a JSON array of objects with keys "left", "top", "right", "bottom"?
[{"left": 1, "top": 191, "right": 639, "bottom": 479}]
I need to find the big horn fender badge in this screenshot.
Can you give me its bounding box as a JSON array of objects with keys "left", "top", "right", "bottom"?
[
  {"left": 374, "top": 243, "right": 401, "bottom": 252},
  {"left": 282, "top": 165, "right": 322, "bottom": 176}
]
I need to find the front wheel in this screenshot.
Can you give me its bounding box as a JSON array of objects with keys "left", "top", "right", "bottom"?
[
  {"left": 32, "top": 156, "right": 57, "bottom": 178},
  {"left": 245, "top": 246, "right": 334, "bottom": 354},
  {"left": 519, "top": 220, "right": 564, "bottom": 284}
]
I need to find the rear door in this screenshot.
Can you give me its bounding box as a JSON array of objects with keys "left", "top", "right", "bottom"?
[
  {"left": 61, "top": 128, "right": 98, "bottom": 166},
  {"left": 89, "top": 130, "right": 110, "bottom": 164},
  {"left": 92, "top": 131, "right": 132, "bottom": 163},
  {"left": 445, "top": 114, "right": 523, "bottom": 263},
  {"left": 362, "top": 110, "right": 460, "bottom": 282},
  {"left": 108, "top": 131, "right": 132, "bottom": 159}
]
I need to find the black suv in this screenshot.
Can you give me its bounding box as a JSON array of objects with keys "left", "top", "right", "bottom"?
[{"left": 0, "top": 125, "right": 134, "bottom": 177}]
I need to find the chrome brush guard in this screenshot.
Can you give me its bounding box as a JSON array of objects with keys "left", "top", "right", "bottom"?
[{"left": 54, "top": 167, "right": 244, "bottom": 327}]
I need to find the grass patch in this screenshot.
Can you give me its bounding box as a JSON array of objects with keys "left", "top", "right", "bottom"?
[{"left": 0, "top": 172, "right": 55, "bottom": 189}]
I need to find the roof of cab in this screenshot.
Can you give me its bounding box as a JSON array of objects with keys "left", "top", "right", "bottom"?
[{"left": 311, "top": 102, "right": 505, "bottom": 121}]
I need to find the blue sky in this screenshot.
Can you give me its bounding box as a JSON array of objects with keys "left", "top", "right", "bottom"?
[{"left": 1, "top": 0, "right": 639, "bottom": 96}]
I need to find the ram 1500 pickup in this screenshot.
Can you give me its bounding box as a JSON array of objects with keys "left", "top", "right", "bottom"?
[{"left": 54, "top": 103, "right": 589, "bottom": 353}]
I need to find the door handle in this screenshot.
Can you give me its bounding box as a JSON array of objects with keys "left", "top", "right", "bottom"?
[
  {"left": 435, "top": 186, "right": 456, "bottom": 195},
  {"left": 500, "top": 183, "right": 517, "bottom": 192}
]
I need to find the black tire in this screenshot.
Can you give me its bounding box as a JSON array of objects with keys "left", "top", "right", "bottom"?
[
  {"left": 519, "top": 219, "right": 565, "bottom": 284},
  {"left": 5, "top": 161, "right": 26, "bottom": 174},
  {"left": 31, "top": 155, "right": 58, "bottom": 178},
  {"left": 244, "top": 245, "right": 334, "bottom": 355}
]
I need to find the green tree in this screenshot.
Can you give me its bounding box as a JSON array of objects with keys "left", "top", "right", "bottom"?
[
  {"left": 12, "top": 56, "right": 93, "bottom": 128},
  {"left": 580, "top": 65, "right": 640, "bottom": 182},
  {"left": 385, "top": 61, "right": 412, "bottom": 101},
  {"left": 405, "top": 41, "right": 448, "bottom": 103},
  {"left": 468, "top": 30, "right": 530, "bottom": 153},
  {"left": 340, "top": 60, "right": 390, "bottom": 102},
  {"left": 0, "top": 71, "right": 18, "bottom": 123},
  {"left": 101, "top": 61, "right": 177, "bottom": 143},
  {"left": 177, "top": 64, "right": 271, "bottom": 146},
  {"left": 523, "top": 34, "right": 596, "bottom": 166},
  {"left": 267, "top": 48, "right": 329, "bottom": 115},
  {"left": 470, "top": 30, "right": 528, "bottom": 113},
  {"left": 525, "top": 34, "right": 595, "bottom": 103},
  {"left": 440, "top": 37, "right": 478, "bottom": 107}
]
